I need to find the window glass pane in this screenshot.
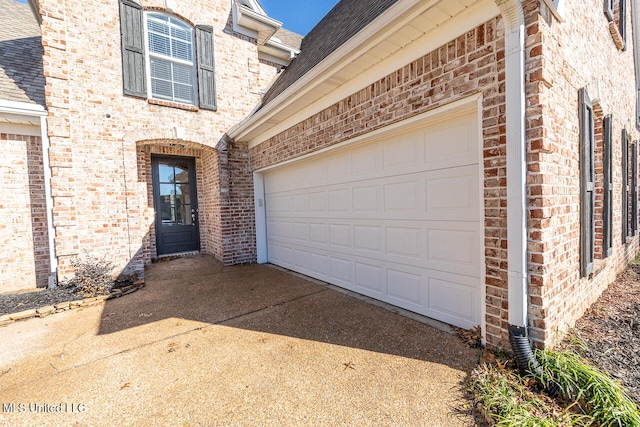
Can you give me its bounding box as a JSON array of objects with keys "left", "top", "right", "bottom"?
[
  {"left": 170, "top": 21, "right": 191, "bottom": 40},
  {"left": 147, "top": 15, "right": 170, "bottom": 34},
  {"left": 171, "top": 39, "right": 193, "bottom": 61},
  {"left": 174, "top": 83, "right": 194, "bottom": 104},
  {"left": 159, "top": 197, "right": 175, "bottom": 224},
  {"left": 160, "top": 183, "right": 175, "bottom": 197},
  {"left": 148, "top": 32, "right": 170, "bottom": 56},
  {"left": 174, "top": 167, "right": 188, "bottom": 183},
  {"left": 145, "top": 13, "right": 195, "bottom": 105},
  {"left": 173, "top": 62, "right": 193, "bottom": 84},
  {"left": 177, "top": 184, "right": 190, "bottom": 203},
  {"left": 158, "top": 164, "right": 174, "bottom": 182},
  {"left": 176, "top": 204, "right": 192, "bottom": 225}
]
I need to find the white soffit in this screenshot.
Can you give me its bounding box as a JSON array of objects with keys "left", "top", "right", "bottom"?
[{"left": 236, "top": 0, "right": 499, "bottom": 147}]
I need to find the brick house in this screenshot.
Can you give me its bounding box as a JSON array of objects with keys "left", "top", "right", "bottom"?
[{"left": 1, "top": 0, "right": 640, "bottom": 349}]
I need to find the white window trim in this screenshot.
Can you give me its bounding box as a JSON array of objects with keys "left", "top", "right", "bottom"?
[{"left": 143, "top": 12, "right": 198, "bottom": 105}]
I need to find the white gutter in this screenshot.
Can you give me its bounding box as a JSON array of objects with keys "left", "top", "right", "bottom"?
[
  {"left": 632, "top": 0, "right": 640, "bottom": 129},
  {"left": 0, "top": 100, "right": 57, "bottom": 287},
  {"left": 227, "top": 0, "right": 446, "bottom": 141},
  {"left": 495, "top": 0, "right": 528, "bottom": 330}
]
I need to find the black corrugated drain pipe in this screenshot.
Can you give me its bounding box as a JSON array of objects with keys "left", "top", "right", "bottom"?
[
  {"left": 508, "top": 325, "right": 543, "bottom": 376},
  {"left": 508, "top": 325, "right": 561, "bottom": 396}
]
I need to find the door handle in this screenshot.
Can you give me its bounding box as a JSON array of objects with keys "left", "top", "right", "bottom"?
[{"left": 191, "top": 208, "right": 197, "bottom": 224}]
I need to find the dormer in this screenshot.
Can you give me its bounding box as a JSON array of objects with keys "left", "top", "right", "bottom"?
[{"left": 232, "top": 0, "right": 300, "bottom": 66}]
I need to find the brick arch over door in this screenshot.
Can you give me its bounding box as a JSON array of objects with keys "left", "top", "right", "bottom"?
[{"left": 132, "top": 139, "right": 220, "bottom": 263}]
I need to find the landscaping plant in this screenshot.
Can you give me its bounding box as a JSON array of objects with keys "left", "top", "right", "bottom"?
[
  {"left": 61, "top": 254, "right": 115, "bottom": 297},
  {"left": 536, "top": 349, "right": 640, "bottom": 427}
]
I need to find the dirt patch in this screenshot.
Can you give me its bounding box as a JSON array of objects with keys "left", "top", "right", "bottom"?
[{"left": 564, "top": 265, "right": 640, "bottom": 404}]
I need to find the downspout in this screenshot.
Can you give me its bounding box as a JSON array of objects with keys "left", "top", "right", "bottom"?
[
  {"left": 41, "top": 115, "right": 58, "bottom": 288},
  {"left": 495, "top": 0, "right": 542, "bottom": 375}
]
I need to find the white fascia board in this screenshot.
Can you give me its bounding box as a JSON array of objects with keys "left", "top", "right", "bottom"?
[
  {"left": 234, "top": 1, "right": 281, "bottom": 45},
  {"left": 0, "top": 121, "right": 41, "bottom": 135},
  {"left": 230, "top": 0, "right": 499, "bottom": 147},
  {"left": 0, "top": 99, "right": 47, "bottom": 116},
  {"left": 259, "top": 38, "right": 300, "bottom": 63},
  {"left": 258, "top": 51, "right": 292, "bottom": 67}
]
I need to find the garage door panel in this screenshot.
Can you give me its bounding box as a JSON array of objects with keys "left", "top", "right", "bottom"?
[
  {"left": 268, "top": 219, "right": 479, "bottom": 277},
  {"left": 309, "top": 223, "right": 328, "bottom": 243},
  {"left": 263, "top": 111, "right": 481, "bottom": 329},
  {"left": 330, "top": 257, "right": 354, "bottom": 286},
  {"left": 355, "top": 262, "right": 385, "bottom": 293},
  {"left": 387, "top": 269, "right": 423, "bottom": 305},
  {"left": 425, "top": 165, "right": 480, "bottom": 220},
  {"left": 353, "top": 185, "right": 381, "bottom": 212},
  {"left": 328, "top": 189, "right": 351, "bottom": 212},
  {"left": 354, "top": 225, "right": 383, "bottom": 253},
  {"left": 329, "top": 224, "right": 351, "bottom": 248},
  {"left": 386, "top": 226, "right": 421, "bottom": 258},
  {"left": 424, "top": 113, "right": 477, "bottom": 169},
  {"left": 382, "top": 131, "right": 424, "bottom": 169},
  {"left": 428, "top": 272, "right": 479, "bottom": 328},
  {"left": 351, "top": 143, "right": 381, "bottom": 174}
]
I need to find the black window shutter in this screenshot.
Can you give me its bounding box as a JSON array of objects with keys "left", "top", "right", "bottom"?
[
  {"left": 633, "top": 142, "right": 638, "bottom": 235},
  {"left": 579, "top": 88, "right": 595, "bottom": 277},
  {"left": 195, "top": 25, "right": 217, "bottom": 111},
  {"left": 623, "top": 129, "right": 630, "bottom": 243},
  {"left": 603, "top": 115, "right": 613, "bottom": 257},
  {"left": 620, "top": 0, "right": 627, "bottom": 50},
  {"left": 119, "top": 0, "right": 146, "bottom": 98}
]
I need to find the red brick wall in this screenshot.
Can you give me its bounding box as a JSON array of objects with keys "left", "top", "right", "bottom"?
[
  {"left": 38, "top": 0, "right": 279, "bottom": 278},
  {"left": 525, "top": 0, "right": 639, "bottom": 347},
  {"left": 0, "top": 132, "right": 51, "bottom": 291}
]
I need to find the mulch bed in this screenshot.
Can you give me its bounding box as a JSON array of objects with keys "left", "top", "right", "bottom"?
[
  {"left": 0, "top": 279, "right": 135, "bottom": 317},
  {"left": 0, "top": 287, "right": 77, "bottom": 316},
  {"left": 565, "top": 265, "right": 640, "bottom": 404}
]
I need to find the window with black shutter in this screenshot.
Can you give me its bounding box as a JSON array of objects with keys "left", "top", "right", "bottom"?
[
  {"left": 633, "top": 141, "right": 638, "bottom": 235},
  {"left": 119, "top": 0, "right": 146, "bottom": 98},
  {"left": 619, "top": 0, "right": 627, "bottom": 49},
  {"left": 118, "top": 0, "right": 217, "bottom": 109},
  {"left": 603, "top": 115, "right": 613, "bottom": 257},
  {"left": 196, "top": 26, "right": 217, "bottom": 111},
  {"left": 622, "top": 129, "right": 630, "bottom": 243},
  {"left": 579, "top": 88, "right": 595, "bottom": 277}
]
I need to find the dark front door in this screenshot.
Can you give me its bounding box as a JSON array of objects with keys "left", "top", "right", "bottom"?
[{"left": 152, "top": 155, "right": 200, "bottom": 255}]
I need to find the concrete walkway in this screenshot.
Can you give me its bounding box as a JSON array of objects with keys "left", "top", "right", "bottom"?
[{"left": 0, "top": 255, "right": 481, "bottom": 426}]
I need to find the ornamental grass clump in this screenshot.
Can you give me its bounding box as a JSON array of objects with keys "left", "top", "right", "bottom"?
[
  {"left": 470, "top": 360, "right": 589, "bottom": 426},
  {"left": 535, "top": 349, "right": 640, "bottom": 427}
]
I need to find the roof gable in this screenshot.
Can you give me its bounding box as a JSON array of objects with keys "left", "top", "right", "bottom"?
[{"left": 260, "top": 0, "right": 399, "bottom": 106}]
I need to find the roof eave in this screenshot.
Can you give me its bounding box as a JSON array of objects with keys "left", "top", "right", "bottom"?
[{"left": 234, "top": 1, "right": 282, "bottom": 45}]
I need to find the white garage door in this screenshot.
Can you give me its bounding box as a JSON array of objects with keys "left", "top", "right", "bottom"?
[{"left": 262, "top": 111, "right": 482, "bottom": 329}]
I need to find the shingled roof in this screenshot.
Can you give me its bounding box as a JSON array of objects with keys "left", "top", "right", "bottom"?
[
  {"left": 260, "top": 0, "right": 399, "bottom": 107},
  {"left": 0, "top": 0, "right": 45, "bottom": 106}
]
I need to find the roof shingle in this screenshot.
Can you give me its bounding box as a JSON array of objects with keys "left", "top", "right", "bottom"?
[
  {"left": 260, "top": 0, "right": 399, "bottom": 107},
  {"left": 0, "top": 0, "right": 45, "bottom": 106}
]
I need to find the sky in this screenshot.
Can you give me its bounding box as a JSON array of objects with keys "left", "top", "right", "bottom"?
[
  {"left": 259, "top": 0, "right": 340, "bottom": 36},
  {"left": 12, "top": 0, "right": 337, "bottom": 36}
]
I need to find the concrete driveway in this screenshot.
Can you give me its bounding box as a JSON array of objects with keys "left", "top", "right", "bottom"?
[{"left": 0, "top": 255, "right": 481, "bottom": 426}]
